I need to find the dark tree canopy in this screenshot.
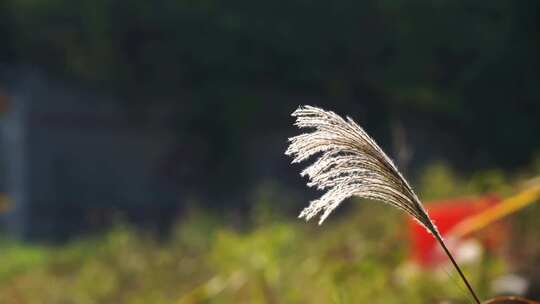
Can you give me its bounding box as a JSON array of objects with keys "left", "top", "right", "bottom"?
[{"left": 1, "top": 0, "right": 539, "bottom": 171}]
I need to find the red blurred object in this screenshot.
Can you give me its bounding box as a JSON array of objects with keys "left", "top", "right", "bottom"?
[{"left": 408, "top": 194, "right": 502, "bottom": 267}]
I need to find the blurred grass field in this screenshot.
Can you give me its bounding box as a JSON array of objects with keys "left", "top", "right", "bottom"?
[{"left": 0, "top": 162, "right": 539, "bottom": 304}]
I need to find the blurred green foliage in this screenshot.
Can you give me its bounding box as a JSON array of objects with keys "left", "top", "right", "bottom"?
[
  {"left": 1, "top": 162, "right": 538, "bottom": 303},
  {"left": 417, "top": 161, "right": 512, "bottom": 200}
]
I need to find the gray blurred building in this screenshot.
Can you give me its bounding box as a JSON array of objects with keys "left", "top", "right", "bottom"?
[{"left": 0, "top": 67, "right": 180, "bottom": 239}]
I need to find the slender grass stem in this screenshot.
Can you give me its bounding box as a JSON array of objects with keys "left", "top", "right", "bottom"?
[{"left": 435, "top": 234, "right": 481, "bottom": 304}]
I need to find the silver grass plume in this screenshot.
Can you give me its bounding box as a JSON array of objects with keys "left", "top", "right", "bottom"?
[
  {"left": 285, "top": 105, "right": 481, "bottom": 304},
  {"left": 285, "top": 105, "right": 438, "bottom": 235}
]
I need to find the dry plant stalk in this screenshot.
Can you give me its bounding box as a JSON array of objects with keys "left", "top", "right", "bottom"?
[{"left": 285, "top": 105, "right": 481, "bottom": 304}]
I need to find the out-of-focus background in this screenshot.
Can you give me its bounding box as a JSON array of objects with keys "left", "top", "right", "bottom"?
[{"left": 0, "top": 1, "right": 539, "bottom": 303}]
